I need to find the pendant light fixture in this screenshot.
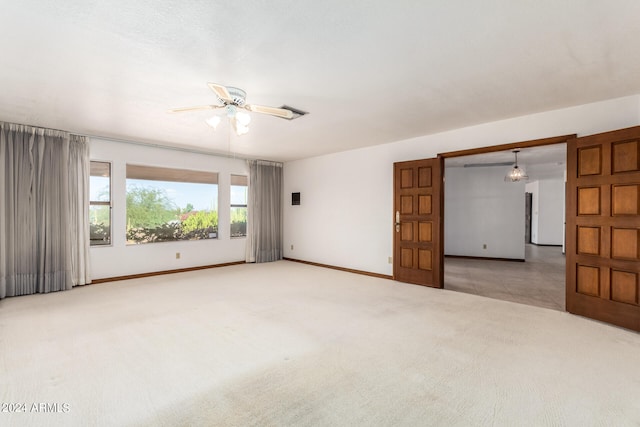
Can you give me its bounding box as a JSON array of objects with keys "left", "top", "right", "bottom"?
[{"left": 505, "top": 149, "right": 529, "bottom": 182}]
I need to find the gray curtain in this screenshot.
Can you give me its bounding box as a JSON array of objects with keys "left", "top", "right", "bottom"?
[
  {"left": 68, "top": 134, "right": 91, "bottom": 286},
  {"left": 246, "top": 160, "right": 283, "bottom": 263},
  {"left": 0, "top": 122, "right": 90, "bottom": 299}
]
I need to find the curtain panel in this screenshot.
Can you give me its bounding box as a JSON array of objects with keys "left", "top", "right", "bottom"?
[
  {"left": 246, "top": 160, "right": 283, "bottom": 263},
  {"left": 0, "top": 122, "right": 90, "bottom": 299},
  {"left": 68, "top": 134, "right": 91, "bottom": 286}
]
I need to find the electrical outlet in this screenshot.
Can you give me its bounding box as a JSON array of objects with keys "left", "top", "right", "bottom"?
[
  {"left": 176, "top": 252, "right": 181, "bottom": 259},
  {"left": 291, "top": 244, "right": 294, "bottom": 250},
  {"left": 482, "top": 244, "right": 487, "bottom": 249},
  {"left": 388, "top": 256, "right": 393, "bottom": 264}
]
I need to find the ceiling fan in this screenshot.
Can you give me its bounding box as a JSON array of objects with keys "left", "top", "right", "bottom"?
[{"left": 169, "top": 83, "right": 293, "bottom": 135}]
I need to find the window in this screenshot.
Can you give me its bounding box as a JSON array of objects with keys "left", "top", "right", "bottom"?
[
  {"left": 90, "top": 161, "right": 112, "bottom": 246},
  {"left": 126, "top": 164, "right": 218, "bottom": 244},
  {"left": 231, "top": 175, "right": 248, "bottom": 238}
]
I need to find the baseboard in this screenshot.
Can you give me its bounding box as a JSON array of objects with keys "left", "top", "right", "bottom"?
[
  {"left": 444, "top": 255, "right": 525, "bottom": 262},
  {"left": 283, "top": 257, "right": 393, "bottom": 280},
  {"left": 529, "top": 243, "right": 563, "bottom": 247},
  {"left": 90, "top": 261, "right": 246, "bottom": 284}
]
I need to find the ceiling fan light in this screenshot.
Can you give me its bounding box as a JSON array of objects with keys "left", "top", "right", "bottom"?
[
  {"left": 236, "top": 110, "right": 251, "bottom": 126},
  {"left": 205, "top": 115, "right": 221, "bottom": 130},
  {"left": 225, "top": 104, "right": 237, "bottom": 118},
  {"left": 236, "top": 124, "right": 249, "bottom": 136}
]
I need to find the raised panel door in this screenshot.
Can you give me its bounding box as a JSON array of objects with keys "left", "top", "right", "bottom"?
[
  {"left": 393, "top": 158, "right": 443, "bottom": 287},
  {"left": 567, "top": 126, "right": 640, "bottom": 332}
]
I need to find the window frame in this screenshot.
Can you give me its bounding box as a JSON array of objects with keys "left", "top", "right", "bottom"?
[
  {"left": 230, "top": 174, "right": 248, "bottom": 238},
  {"left": 89, "top": 160, "right": 112, "bottom": 247}
]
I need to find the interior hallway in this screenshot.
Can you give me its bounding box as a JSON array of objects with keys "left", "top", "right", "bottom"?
[{"left": 444, "top": 244, "right": 565, "bottom": 311}]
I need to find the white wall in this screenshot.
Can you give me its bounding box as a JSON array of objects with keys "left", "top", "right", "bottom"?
[
  {"left": 283, "top": 146, "right": 393, "bottom": 273},
  {"left": 526, "top": 179, "right": 565, "bottom": 245},
  {"left": 444, "top": 166, "right": 525, "bottom": 259},
  {"left": 90, "top": 138, "right": 248, "bottom": 280},
  {"left": 283, "top": 95, "right": 640, "bottom": 276}
]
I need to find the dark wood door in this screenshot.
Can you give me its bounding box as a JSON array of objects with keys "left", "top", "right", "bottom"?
[
  {"left": 525, "top": 192, "right": 533, "bottom": 244},
  {"left": 393, "top": 158, "right": 443, "bottom": 287},
  {"left": 566, "top": 126, "right": 640, "bottom": 332}
]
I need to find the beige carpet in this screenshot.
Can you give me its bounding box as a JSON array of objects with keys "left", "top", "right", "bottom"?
[{"left": 1, "top": 261, "right": 639, "bottom": 426}]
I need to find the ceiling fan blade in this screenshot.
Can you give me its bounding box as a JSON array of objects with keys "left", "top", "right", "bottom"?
[
  {"left": 246, "top": 104, "right": 293, "bottom": 119},
  {"left": 463, "top": 161, "right": 514, "bottom": 168},
  {"left": 169, "top": 105, "right": 223, "bottom": 113},
  {"left": 208, "top": 83, "right": 233, "bottom": 103}
]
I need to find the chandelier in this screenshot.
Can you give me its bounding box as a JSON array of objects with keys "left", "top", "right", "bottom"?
[{"left": 505, "top": 149, "right": 529, "bottom": 182}]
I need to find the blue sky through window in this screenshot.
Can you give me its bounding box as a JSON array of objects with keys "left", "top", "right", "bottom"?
[{"left": 231, "top": 185, "right": 248, "bottom": 205}]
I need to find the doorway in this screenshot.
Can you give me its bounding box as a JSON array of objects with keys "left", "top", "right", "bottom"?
[
  {"left": 393, "top": 129, "right": 640, "bottom": 331},
  {"left": 440, "top": 141, "right": 568, "bottom": 310},
  {"left": 525, "top": 192, "right": 532, "bottom": 244}
]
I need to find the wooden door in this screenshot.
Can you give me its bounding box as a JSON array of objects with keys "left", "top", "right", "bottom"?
[
  {"left": 393, "top": 158, "right": 443, "bottom": 287},
  {"left": 525, "top": 192, "right": 533, "bottom": 244},
  {"left": 566, "top": 126, "right": 640, "bottom": 332}
]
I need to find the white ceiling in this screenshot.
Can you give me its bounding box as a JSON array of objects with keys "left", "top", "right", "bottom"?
[{"left": 1, "top": 1, "right": 640, "bottom": 162}]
